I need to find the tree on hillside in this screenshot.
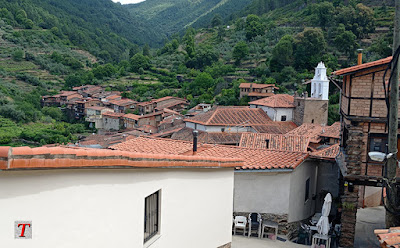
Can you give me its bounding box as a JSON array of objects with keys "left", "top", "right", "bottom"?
[
  {"left": 211, "top": 14, "right": 222, "bottom": 27},
  {"left": 311, "top": 1, "right": 334, "bottom": 29},
  {"left": 232, "top": 41, "right": 249, "bottom": 65},
  {"left": 335, "top": 3, "right": 375, "bottom": 39},
  {"left": 334, "top": 24, "right": 358, "bottom": 58},
  {"left": 142, "top": 43, "right": 151, "bottom": 57},
  {"left": 270, "top": 35, "right": 294, "bottom": 72},
  {"left": 130, "top": 53, "right": 150, "bottom": 73},
  {"left": 186, "top": 45, "right": 218, "bottom": 70},
  {"left": 294, "top": 28, "right": 326, "bottom": 70},
  {"left": 245, "top": 14, "right": 265, "bottom": 40},
  {"left": 192, "top": 72, "right": 214, "bottom": 95}
]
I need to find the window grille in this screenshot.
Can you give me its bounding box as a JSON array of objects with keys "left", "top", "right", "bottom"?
[{"left": 144, "top": 190, "right": 160, "bottom": 243}]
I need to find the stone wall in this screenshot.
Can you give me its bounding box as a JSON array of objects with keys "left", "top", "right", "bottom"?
[
  {"left": 293, "top": 97, "right": 328, "bottom": 126},
  {"left": 339, "top": 123, "right": 364, "bottom": 247}
]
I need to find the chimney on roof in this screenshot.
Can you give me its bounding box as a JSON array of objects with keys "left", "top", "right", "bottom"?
[
  {"left": 265, "top": 139, "right": 270, "bottom": 149},
  {"left": 357, "top": 49, "right": 363, "bottom": 65},
  {"left": 193, "top": 130, "right": 198, "bottom": 154}
]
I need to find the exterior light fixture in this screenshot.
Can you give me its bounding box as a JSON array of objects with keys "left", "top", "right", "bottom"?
[{"left": 368, "top": 152, "right": 390, "bottom": 162}]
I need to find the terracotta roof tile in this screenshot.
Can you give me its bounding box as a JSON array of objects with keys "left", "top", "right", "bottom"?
[
  {"left": 123, "top": 113, "right": 141, "bottom": 121},
  {"left": 248, "top": 92, "right": 275, "bottom": 97},
  {"left": 171, "top": 128, "right": 242, "bottom": 145},
  {"left": 287, "top": 123, "right": 340, "bottom": 143},
  {"left": 239, "top": 133, "right": 310, "bottom": 152},
  {"left": 310, "top": 144, "right": 340, "bottom": 160},
  {"left": 185, "top": 106, "right": 271, "bottom": 126},
  {"left": 375, "top": 226, "right": 400, "bottom": 248},
  {"left": 334, "top": 56, "right": 392, "bottom": 76},
  {"left": 239, "top": 83, "right": 278, "bottom": 89},
  {"left": 249, "top": 94, "right": 295, "bottom": 108},
  {"left": 111, "top": 136, "right": 308, "bottom": 170},
  {"left": 103, "top": 112, "right": 125, "bottom": 118},
  {"left": 0, "top": 146, "right": 241, "bottom": 170},
  {"left": 251, "top": 122, "right": 297, "bottom": 134},
  {"left": 319, "top": 122, "right": 340, "bottom": 139}
]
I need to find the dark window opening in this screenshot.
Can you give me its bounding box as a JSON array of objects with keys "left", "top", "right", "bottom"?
[
  {"left": 265, "top": 139, "right": 270, "bottom": 149},
  {"left": 305, "top": 178, "right": 310, "bottom": 202},
  {"left": 311, "top": 119, "right": 314, "bottom": 123},
  {"left": 281, "top": 115, "right": 287, "bottom": 121},
  {"left": 144, "top": 190, "right": 160, "bottom": 243}
]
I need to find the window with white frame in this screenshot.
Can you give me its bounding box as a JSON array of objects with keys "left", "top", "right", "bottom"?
[{"left": 144, "top": 190, "right": 160, "bottom": 243}]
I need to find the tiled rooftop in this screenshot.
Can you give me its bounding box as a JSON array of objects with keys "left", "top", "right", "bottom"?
[
  {"left": 185, "top": 106, "right": 271, "bottom": 126},
  {"left": 334, "top": 56, "right": 392, "bottom": 76},
  {"left": 251, "top": 122, "right": 297, "bottom": 134},
  {"left": 239, "top": 83, "right": 278, "bottom": 89},
  {"left": 110, "top": 136, "right": 308, "bottom": 170},
  {"left": 124, "top": 113, "right": 141, "bottom": 121},
  {"left": 108, "top": 98, "right": 137, "bottom": 106},
  {"left": 0, "top": 146, "right": 240, "bottom": 170},
  {"left": 239, "top": 133, "right": 310, "bottom": 152},
  {"left": 310, "top": 144, "right": 340, "bottom": 160},
  {"left": 287, "top": 123, "right": 340, "bottom": 143},
  {"left": 375, "top": 226, "right": 400, "bottom": 248},
  {"left": 171, "top": 127, "right": 242, "bottom": 145},
  {"left": 249, "top": 94, "right": 295, "bottom": 108}
]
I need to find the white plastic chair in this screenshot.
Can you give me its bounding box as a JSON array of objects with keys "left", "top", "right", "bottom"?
[{"left": 233, "top": 216, "right": 247, "bottom": 236}]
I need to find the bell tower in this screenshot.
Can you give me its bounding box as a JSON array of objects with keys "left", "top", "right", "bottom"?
[{"left": 311, "top": 62, "right": 329, "bottom": 100}]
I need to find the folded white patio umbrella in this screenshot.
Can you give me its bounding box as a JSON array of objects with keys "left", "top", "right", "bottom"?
[{"left": 316, "top": 193, "right": 332, "bottom": 235}]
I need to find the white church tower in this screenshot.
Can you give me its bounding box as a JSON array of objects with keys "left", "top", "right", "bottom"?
[{"left": 311, "top": 62, "right": 329, "bottom": 100}]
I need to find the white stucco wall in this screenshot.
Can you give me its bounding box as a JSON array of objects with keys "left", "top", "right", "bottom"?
[
  {"left": 0, "top": 168, "right": 234, "bottom": 248},
  {"left": 249, "top": 105, "right": 293, "bottom": 121},
  {"left": 288, "top": 161, "right": 318, "bottom": 222},
  {"left": 233, "top": 171, "right": 291, "bottom": 214},
  {"left": 185, "top": 122, "right": 250, "bottom": 133}
]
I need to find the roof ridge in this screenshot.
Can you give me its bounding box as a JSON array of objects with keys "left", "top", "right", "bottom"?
[{"left": 206, "top": 107, "right": 220, "bottom": 125}]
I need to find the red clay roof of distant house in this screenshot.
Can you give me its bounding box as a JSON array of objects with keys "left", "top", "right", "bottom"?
[
  {"left": 108, "top": 98, "right": 137, "bottom": 106},
  {"left": 156, "top": 99, "right": 188, "bottom": 110},
  {"left": 124, "top": 114, "right": 141, "bottom": 121},
  {"left": 239, "top": 83, "right": 278, "bottom": 89},
  {"left": 0, "top": 146, "right": 241, "bottom": 170},
  {"left": 310, "top": 144, "right": 340, "bottom": 160},
  {"left": 185, "top": 106, "right": 271, "bottom": 126},
  {"left": 103, "top": 112, "right": 125, "bottom": 118},
  {"left": 86, "top": 106, "right": 113, "bottom": 111},
  {"left": 249, "top": 94, "right": 295, "bottom": 108},
  {"left": 137, "top": 101, "right": 155, "bottom": 106},
  {"left": 239, "top": 133, "right": 310, "bottom": 152},
  {"left": 248, "top": 92, "right": 275, "bottom": 97},
  {"left": 333, "top": 56, "right": 392, "bottom": 76},
  {"left": 106, "top": 94, "right": 122, "bottom": 100},
  {"left": 111, "top": 136, "right": 308, "bottom": 170},
  {"left": 153, "top": 96, "right": 186, "bottom": 103}
]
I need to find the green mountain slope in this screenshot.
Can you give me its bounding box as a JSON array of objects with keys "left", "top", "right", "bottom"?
[
  {"left": 0, "top": 0, "right": 163, "bottom": 61},
  {"left": 125, "top": 0, "right": 253, "bottom": 36}
]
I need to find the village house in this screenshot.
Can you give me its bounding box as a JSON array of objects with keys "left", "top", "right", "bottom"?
[
  {"left": 85, "top": 106, "right": 114, "bottom": 129},
  {"left": 137, "top": 101, "right": 157, "bottom": 115},
  {"left": 41, "top": 91, "right": 81, "bottom": 107},
  {"left": 239, "top": 82, "right": 278, "bottom": 100},
  {"left": 74, "top": 99, "right": 103, "bottom": 120},
  {"left": 249, "top": 94, "right": 295, "bottom": 122},
  {"left": 153, "top": 96, "right": 189, "bottom": 112},
  {"left": 107, "top": 98, "right": 137, "bottom": 114},
  {"left": 110, "top": 136, "right": 340, "bottom": 239},
  {"left": 333, "top": 56, "right": 400, "bottom": 247},
  {"left": 0, "top": 146, "right": 239, "bottom": 247},
  {"left": 172, "top": 106, "right": 298, "bottom": 145},
  {"left": 102, "top": 112, "right": 125, "bottom": 131}
]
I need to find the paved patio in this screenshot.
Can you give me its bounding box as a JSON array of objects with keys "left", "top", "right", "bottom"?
[
  {"left": 354, "top": 206, "right": 385, "bottom": 248},
  {"left": 231, "top": 235, "right": 305, "bottom": 248}
]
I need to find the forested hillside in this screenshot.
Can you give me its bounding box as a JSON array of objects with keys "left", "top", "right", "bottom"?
[
  {"left": 125, "top": 0, "right": 254, "bottom": 36},
  {"left": 0, "top": 0, "right": 163, "bottom": 61}
]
